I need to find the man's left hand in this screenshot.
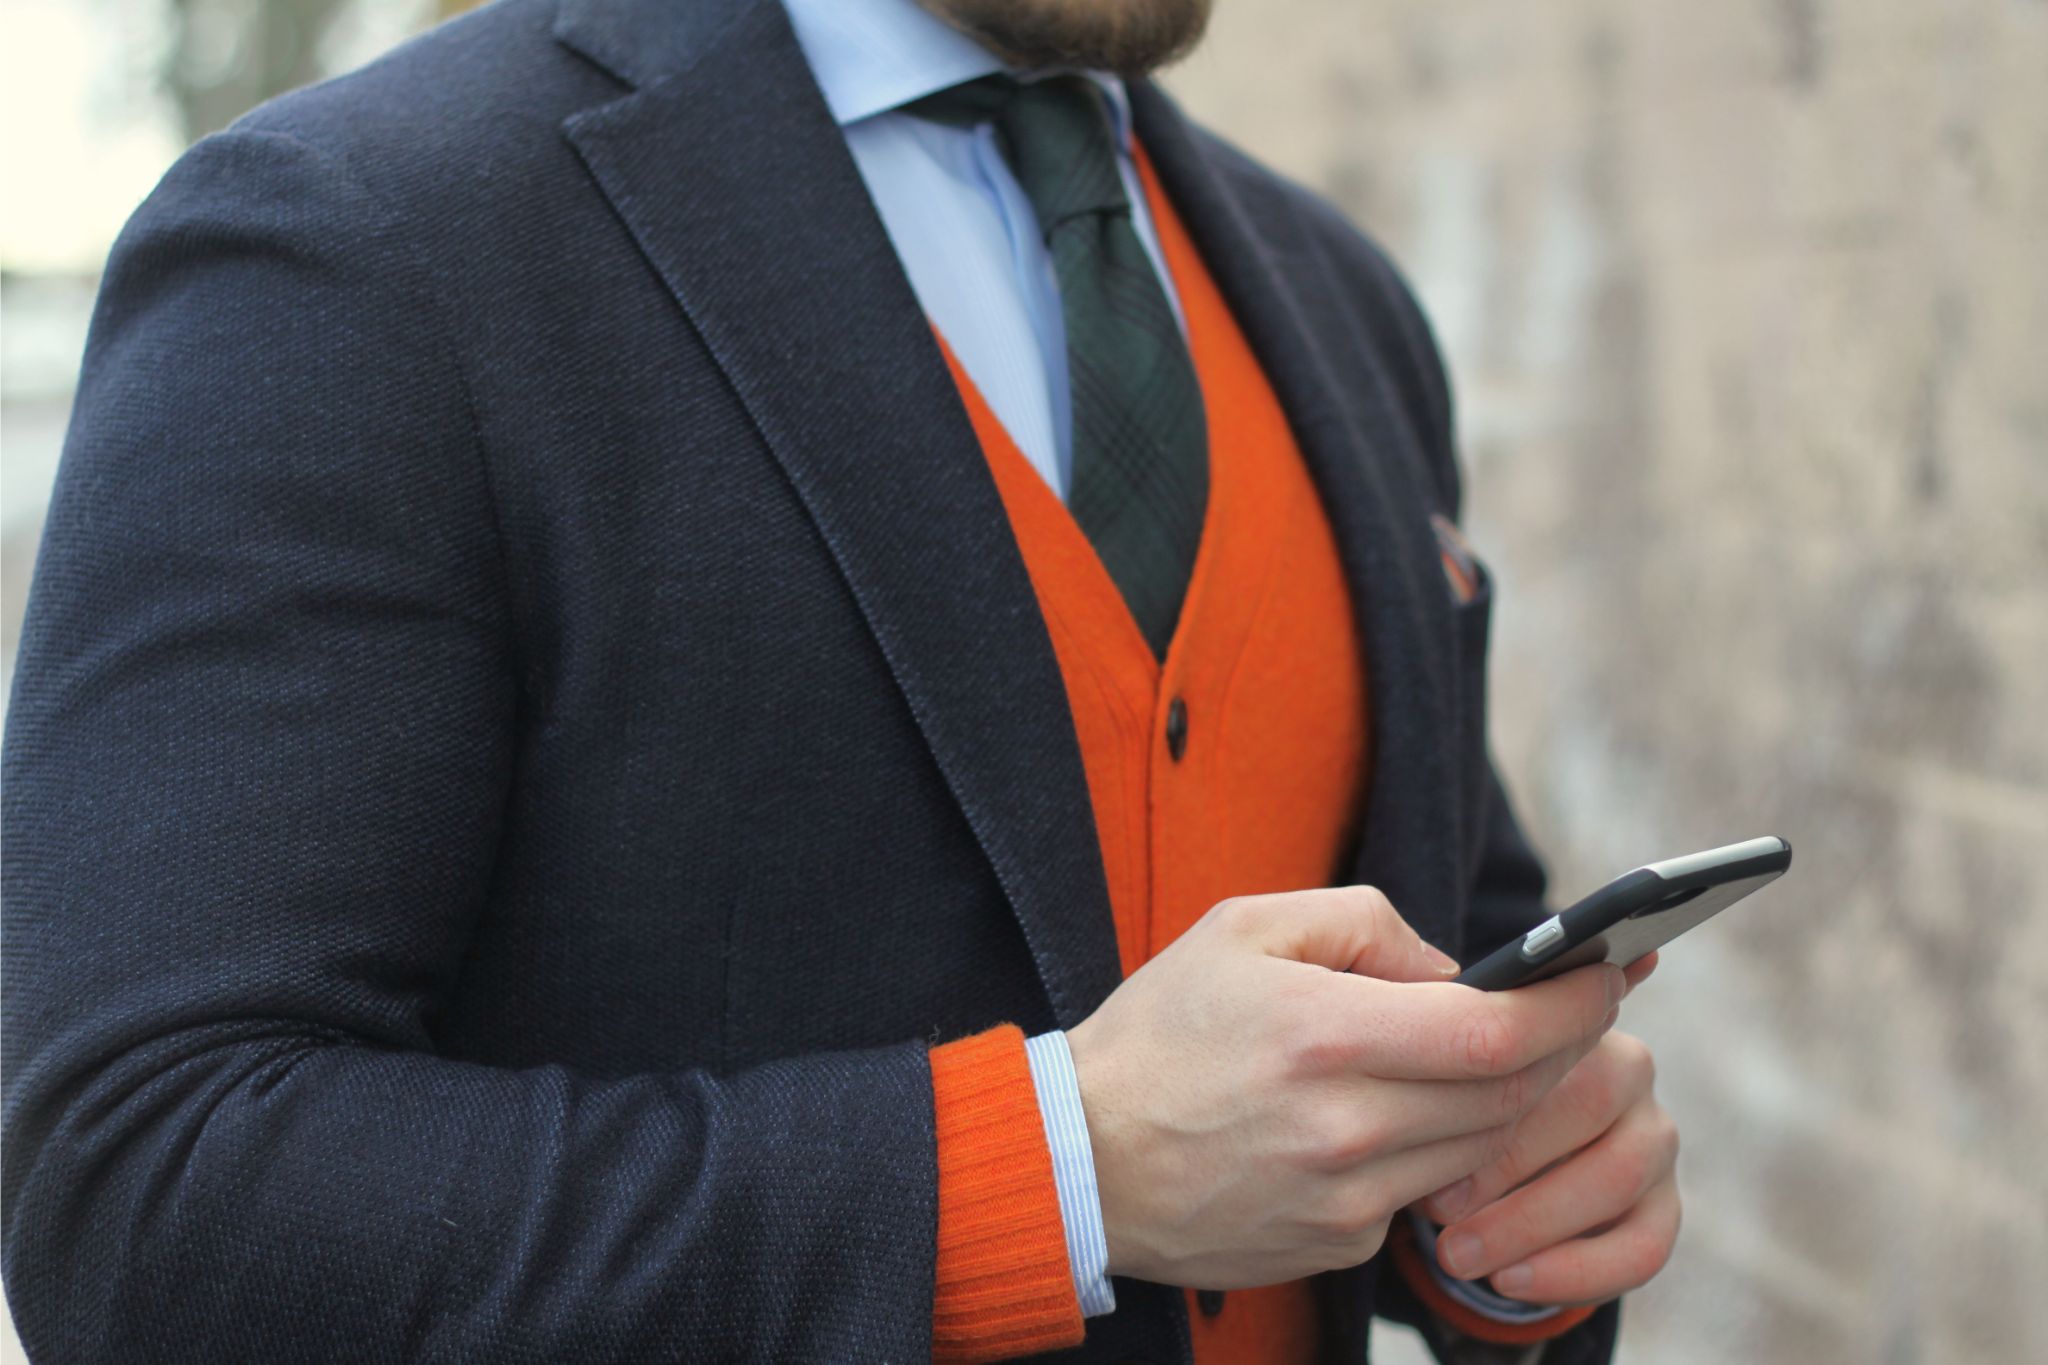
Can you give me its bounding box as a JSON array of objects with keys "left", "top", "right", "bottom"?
[{"left": 1416, "top": 954, "right": 1681, "bottom": 1306}]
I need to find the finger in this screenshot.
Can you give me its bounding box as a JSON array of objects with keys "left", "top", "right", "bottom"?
[
  {"left": 1423, "top": 1031, "right": 1656, "bottom": 1222},
  {"left": 1333, "top": 961, "right": 1624, "bottom": 1081},
  {"left": 1621, "top": 951, "right": 1658, "bottom": 994},
  {"left": 1237, "top": 884, "right": 1459, "bottom": 984},
  {"left": 1483, "top": 1174, "right": 1682, "bottom": 1306},
  {"left": 1300, "top": 1129, "right": 1507, "bottom": 1264},
  {"left": 1329, "top": 1124, "right": 1513, "bottom": 1228},
  {"left": 1428, "top": 1098, "right": 1678, "bottom": 1280},
  {"left": 1331, "top": 1023, "right": 1611, "bottom": 1151}
]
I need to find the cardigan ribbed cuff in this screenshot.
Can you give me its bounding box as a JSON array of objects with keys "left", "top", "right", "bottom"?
[{"left": 928, "top": 1022, "right": 1086, "bottom": 1362}]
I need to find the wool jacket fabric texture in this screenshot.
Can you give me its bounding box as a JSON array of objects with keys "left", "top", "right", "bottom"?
[{"left": 0, "top": 0, "right": 1622, "bottom": 1362}]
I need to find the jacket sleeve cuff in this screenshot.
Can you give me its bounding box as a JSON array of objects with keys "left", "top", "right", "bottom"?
[
  {"left": 928, "top": 1023, "right": 1086, "bottom": 1361},
  {"left": 1388, "top": 1209, "right": 1600, "bottom": 1348}
]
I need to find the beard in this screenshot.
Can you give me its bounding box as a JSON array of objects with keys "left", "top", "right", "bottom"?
[{"left": 916, "top": 0, "right": 1215, "bottom": 77}]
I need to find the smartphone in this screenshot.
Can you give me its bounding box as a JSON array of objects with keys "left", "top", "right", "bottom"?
[{"left": 1454, "top": 836, "right": 1792, "bottom": 991}]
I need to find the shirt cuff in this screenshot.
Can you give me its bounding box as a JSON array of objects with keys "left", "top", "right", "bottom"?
[{"left": 1023, "top": 1029, "right": 1117, "bottom": 1318}]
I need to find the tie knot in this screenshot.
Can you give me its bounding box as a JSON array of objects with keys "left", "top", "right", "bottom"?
[{"left": 905, "top": 74, "right": 1130, "bottom": 237}]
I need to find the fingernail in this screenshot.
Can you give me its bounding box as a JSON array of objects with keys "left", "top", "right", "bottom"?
[
  {"left": 1493, "top": 1263, "right": 1534, "bottom": 1295},
  {"left": 1606, "top": 966, "right": 1626, "bottom": 1007},
  {"left": 1601, "top": 1003, "right": 1620, "bottom": 1031},
  {"left": 1427, "top": 1179, "right": 1473, "bottom": 1222},
  {"left": 1438, "top": 1232, "right": 1483, "bottom": 1278},
  {"left": 1425, "top": 943, "right": 1460, "bottom": 977}
]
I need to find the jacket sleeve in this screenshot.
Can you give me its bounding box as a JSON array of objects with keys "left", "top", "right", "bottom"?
[{"left": 0, "top": 126, "right": 940, "bottom": 1363}]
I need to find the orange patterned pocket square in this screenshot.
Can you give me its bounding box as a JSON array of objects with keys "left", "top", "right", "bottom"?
[{"left": 1429, "top": 512, "right": 1486, "bottom": 606}]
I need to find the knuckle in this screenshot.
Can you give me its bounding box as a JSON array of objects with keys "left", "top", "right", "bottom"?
[
  {"left": 1280, "top": 1016, "right": 1354, "bottom": 1080},
  {"left": 1627, "top": 1225, "right": 1677, "bottom": 1285},
  {"left": 1498, "top": 1197, "right": 1545, "bottom": 1250},
  {"left": 1615, "top": 1033, "right": 1657, "bottom": 1095},
  {"left": 1351, "top": 884, "right": 1395, "bottom": 920},
  {"left": 1570, "top": 1059, "right": 1618, "bottom": 1126},
  {"left": 1487, "top": 1140, "right": 1529, "bottom": 1193},
  {"left": 1345, "top": 1219, "right": 1391, "bottom": 1263},
  {"left": 1300, "top": 1101, "right": 1386, "bottom": 1172},
  {"left": 1638, "top": 1113, "right": 1687, "bottom": 1178},
  {"left": 1301, "top": 1205, "right": 1346, "bottom": 1243},
  {"left": 1546, "top": 1241, "right": 1589, "bottom": 1288},
  {"left": 1343, "top": 884, "right": 1394, "bottom": 947},
  {"left": 1211, "top": 894, "right": 1254, "bottom": 933},
  {"left": 1343, "top": 1112, "right": 1395, "bottom": 1167},
  {"left": 1494, "top": 1066, "right": 1535, "bottom": 1125},
  {"left": 1458, "top": 1001, "right": 1517, "bottom": 1077},
  {"left": 1319, "top": 1185, "right": 1394, "bottom": 1242},
  {"left": 1287, "top": 1101, "right": 1343, "bottom": 1172},
  {"left": 1604, "top": 1201, "right": 1681, "bottom": 1291},
  {"left": 1606, "top": 1140, "right": 1651, "bottom": 1199}
]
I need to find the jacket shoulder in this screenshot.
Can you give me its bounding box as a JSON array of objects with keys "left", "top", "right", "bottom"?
[
  {"left": 1185, "top": 122, "right": 1461, "bottom": 510},
  {"left": 219, "top": 0, "right": 617, "bottom": 210}
]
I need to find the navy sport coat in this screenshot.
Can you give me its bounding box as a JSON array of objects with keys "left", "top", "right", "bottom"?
[{"left": 1, "top": 0, "right": 1620, "bottom": 1360}]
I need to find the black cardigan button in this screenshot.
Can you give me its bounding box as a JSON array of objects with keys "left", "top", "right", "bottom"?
[{"left": 1165, "top": 696, "right": 1189, "bottom": 761}]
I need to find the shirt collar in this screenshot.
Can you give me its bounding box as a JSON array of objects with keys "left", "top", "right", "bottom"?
[{"left": 779, "top": 0, "right": 1135, "bottom": 147}]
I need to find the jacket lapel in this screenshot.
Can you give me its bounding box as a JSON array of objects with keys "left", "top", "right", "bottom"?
[
  {"left": 1128, "top": 79, "right": 1466, "bottom": 950},
  {"left": 554, "top": 0, "right": 1125, "bottom": 1026},
  {"left": 550, "top": 0, "right": 1468, "bottom": 1009}
]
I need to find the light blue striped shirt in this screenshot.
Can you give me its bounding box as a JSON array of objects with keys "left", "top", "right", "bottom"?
[
  {"left": 778, "top": 0, "right": 1158, "bottom": 1318},
  {"left": 1021, "top": 1031, "right": 1114, "bottom": 1316}
]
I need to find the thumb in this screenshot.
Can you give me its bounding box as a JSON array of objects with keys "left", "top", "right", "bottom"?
[{"left": 1263, "top": 885, "right": 1462, "bottom": 984}]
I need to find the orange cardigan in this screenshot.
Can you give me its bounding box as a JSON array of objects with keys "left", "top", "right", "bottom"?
[{"left": 924, "top": 144, "right": 1590, "bottom": 1361}]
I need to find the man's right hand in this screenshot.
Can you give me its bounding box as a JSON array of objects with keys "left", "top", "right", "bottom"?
[{"left": 1063, "top": 886, "right": 1624, "bottom": 1290}]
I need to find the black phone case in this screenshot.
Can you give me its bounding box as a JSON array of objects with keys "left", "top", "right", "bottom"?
[{"left": 1455, "top": 837, "right": 1792, "bottom": 991}]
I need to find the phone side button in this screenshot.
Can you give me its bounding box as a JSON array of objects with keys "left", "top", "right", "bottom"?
[{"left": 1520, "top": 916, "right": 1566, "bottom": 962}]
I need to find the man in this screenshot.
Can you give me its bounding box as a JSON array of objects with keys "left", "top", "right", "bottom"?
[{"left": 0, "top": 0, "right": 1681, "bottom": 1360}]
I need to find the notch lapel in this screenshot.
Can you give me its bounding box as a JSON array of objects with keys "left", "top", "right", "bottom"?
[
  {"left": 555, "top": 0, "right": 1124, "bottom": 1025},
  {"left": 1128, "top": 79, "right": 1466, "bottom": 950}
]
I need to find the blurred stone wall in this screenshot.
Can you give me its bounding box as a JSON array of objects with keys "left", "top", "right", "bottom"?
[
  {"left": 4, "top": 2, "right": 2041, "bottom": 1362},
  {"left": 1163, "top": 1, "right": 2047, "bottom": 1360}
]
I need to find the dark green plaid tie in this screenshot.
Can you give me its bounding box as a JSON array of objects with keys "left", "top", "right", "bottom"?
[{"left": 909, "top": 74, "right": 1210, "bottom": 661}]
